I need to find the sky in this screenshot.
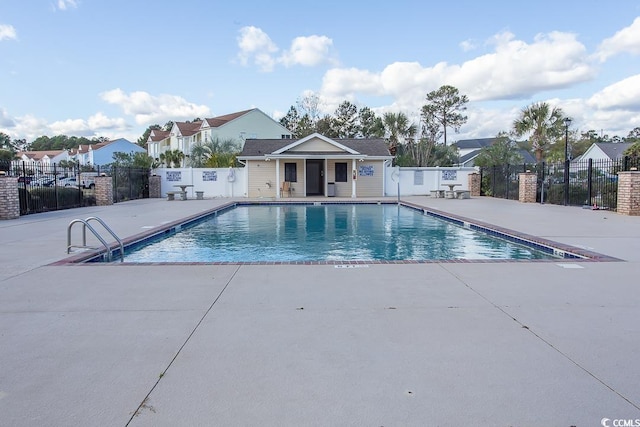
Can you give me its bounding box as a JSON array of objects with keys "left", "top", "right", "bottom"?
[{"left": 1, "top": 0, "right": 640, "bottom": 145}]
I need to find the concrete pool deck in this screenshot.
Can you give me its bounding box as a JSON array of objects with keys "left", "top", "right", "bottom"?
[{"left": 1, "top": 196, "right": 639, "bottom": 426}]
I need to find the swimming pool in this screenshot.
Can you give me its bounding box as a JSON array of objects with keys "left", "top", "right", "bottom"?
[{"left": 120, "top": 203, "right": 565, "bottom": 263}]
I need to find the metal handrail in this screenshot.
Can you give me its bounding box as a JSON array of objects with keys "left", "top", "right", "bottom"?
[{"left": 67, "top": 216, "right": 124, "bottom": 262}]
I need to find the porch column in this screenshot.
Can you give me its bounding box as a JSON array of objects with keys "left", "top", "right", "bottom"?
[
  {"left": 351, "top": 158, "right": 357, "bottom": 198},
  {"left": 275, "top": 159, "right": 281, "bottom": 198}
]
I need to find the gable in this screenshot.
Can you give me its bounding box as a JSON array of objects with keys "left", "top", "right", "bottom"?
[{"left": 286, "top": 136, "right": 347, "bottom": 153}]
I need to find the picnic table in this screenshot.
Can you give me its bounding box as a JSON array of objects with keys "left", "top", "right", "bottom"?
[
  {"left": 168, "top": 184, "right": 194, "bottom": 200},
  {"left": 441, "top": 183, "right": 461, "bottom": 199}
]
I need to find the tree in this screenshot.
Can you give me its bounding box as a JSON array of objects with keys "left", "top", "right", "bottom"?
[
  {"left": 626, "top": 127, "right": 640, "bottom": 142},
  {"left": 202, "top": 137, "right": 240, "bottom": 167},
  {"left": 624, "top": 142, "right": 640, "bottom": 159},
  {"left": 473, "top": 133, "right": 524, "bottom": 167},
  {"left": 158, "top": 149, "right": 184, "bottom": 168},
  {"left": 137, "top": 124, "right": 161, "bottom": 147},
  {"left": 513, "top": 102, "right": 567, "bottom": 162},
  {"left": 279, "top": 106, "right": 301, "bottom": 136},
  {"left": 358, "top": 106, "right": 385, "bottom": 138},
  {"left": 0, "top": 150, "right": 17, "bottom": 162},
  {"left": 382, "top": 112, "right": 417, "bottom": 157},
  {"left": 333, "top": 101, "right": 359, "bottom": 138},
  {"left": 189, "top": 141, "right": 209, "bottom": 168},
  {"left": 420, "top": 85, "right": 468, "bottom": 145}
]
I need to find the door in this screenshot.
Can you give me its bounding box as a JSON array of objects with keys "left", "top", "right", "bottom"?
[{"left": 306, "top": 160, "right": 324, "bottom": 196}]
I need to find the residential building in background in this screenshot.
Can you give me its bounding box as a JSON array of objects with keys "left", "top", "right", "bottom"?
[{"left": 146, "top": 108, "right": 293, "bottom": 165}]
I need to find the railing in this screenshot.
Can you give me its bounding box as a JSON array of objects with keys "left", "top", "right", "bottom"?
[
  {"left": 479, "top": 156, "right": 640, "bottom": 209},
  {"left": 0, "top": 160, "right": 150, "bottom": 215},
  {"left": 67, "top": 216, "right": 124, "bottom": 262}
]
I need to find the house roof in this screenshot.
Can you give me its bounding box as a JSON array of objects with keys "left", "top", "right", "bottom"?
[
  {"left": 174, "top": 121, "right": 202, "bottom": 136},
  {"left": 202, "top": 109, "right": 254, "bottom": 128},
  {"left": 453, "top": 138, "right": 496, "bottom": 150},
  {"left": 149, "top": 129, "right": 170, "bottom": 142},
  {"left": 239, "top": 134, "right": 391, "bottom": 158},
  {"left": 456, "top": 148, "right": 536, "bottom": 166},
  {"left": 18, "top": 150, "right": 66, "bottom": 161},
  {"left": 593, "top": 142, "right": 633, "bottom": 160}
]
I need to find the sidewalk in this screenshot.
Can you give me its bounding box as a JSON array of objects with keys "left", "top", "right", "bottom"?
[{"left": 0, "top": 196, "right": 639, "bottom": 426}]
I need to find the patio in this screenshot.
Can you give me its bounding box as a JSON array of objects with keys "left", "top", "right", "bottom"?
[{"left": 0, "top": 196, "right": 639, "bottom": 426}]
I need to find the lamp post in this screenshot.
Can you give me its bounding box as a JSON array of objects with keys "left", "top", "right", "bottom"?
[{"left": 563, "top": 117, "right": 572, "bottom": 206}]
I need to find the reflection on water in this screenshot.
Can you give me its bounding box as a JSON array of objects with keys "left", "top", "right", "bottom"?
[{"left": 125, "top": 204, "right": 555, "bottom": 262}]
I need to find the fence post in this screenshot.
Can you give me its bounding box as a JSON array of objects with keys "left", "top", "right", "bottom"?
[
  {"left": 468, "top": 172, "right": 481, "bottom": 197},
  {"left": 617, "top": 171, "right": 640, "bottom": 215},
  {"left": 518, "top": 171, "right": 537, "bottom": 203},
  {"left": 94, "top": 175, "right": 114, "bottom": 206},
  {"left": 0, "top": 173, "right": 20, "bottom": 220},
  {"left": 149, "top": 174, "right": 161, "bottom": 198}
]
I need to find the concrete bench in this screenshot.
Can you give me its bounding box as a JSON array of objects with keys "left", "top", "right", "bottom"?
[
  {"left": 195, "top": 191, "right": 204, "bottom": 200},
  {"left": 455, "top": 190, "right": 471, "bottom": 199},
  {"left": 166, "top": 191, "right": 187, "bottom": 201},
  {"left": 430, "top": 190, "right": 445, "bottom": 198}
]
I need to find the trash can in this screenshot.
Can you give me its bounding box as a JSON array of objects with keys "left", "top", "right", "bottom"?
[{"left": 327, "top": 182, "right": 335, "bottom": 197}]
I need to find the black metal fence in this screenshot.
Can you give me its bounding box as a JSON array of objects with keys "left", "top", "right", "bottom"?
[
  {"left": 479, "top": 156, "right": 640, "bottom": 209},
  {"left": 0, "top": 160, "right": 150, "bottom": 215}
]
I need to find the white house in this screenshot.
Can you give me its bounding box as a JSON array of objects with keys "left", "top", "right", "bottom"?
[
  {"left": 146, "top": 108, "right": 293, "bottom": 166},
  {"left": 17, "top": 150, "right": 69, "bottom": 165},
  {"left": 577, "top": 142, "right": 634, "bottom": 162}
]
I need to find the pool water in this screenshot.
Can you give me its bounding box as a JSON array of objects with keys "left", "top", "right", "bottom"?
[{"left": 123, "top": 204, "right": 557, "bottom": 263}]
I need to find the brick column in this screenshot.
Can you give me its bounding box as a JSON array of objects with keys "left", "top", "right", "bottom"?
[
  {"left": 0, "top": 175, "right": 20, "bottom": 220},
  {"left": 149, "top": 175, "right": 161, "bottom": 198},
  {"left": 94, "top": 175, "right": 113, "bottom": 206},
  {"left": 468, "top": 172, "right": 481, "bottom": 197},
  {"left": 617, "top": 171, "right": 640, "bottom": 216},
  {"left": 518, "top": 172, "right": 537, "bottom": 203}
]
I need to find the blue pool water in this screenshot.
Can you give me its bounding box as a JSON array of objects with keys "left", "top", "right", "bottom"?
[{"left": 123, "top": 204, "right": 558, "bottom": 263}]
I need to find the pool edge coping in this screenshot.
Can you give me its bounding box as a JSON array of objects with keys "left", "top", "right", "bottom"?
[{"left": 50, "top": 199, "right": 624, "bottom": 266}]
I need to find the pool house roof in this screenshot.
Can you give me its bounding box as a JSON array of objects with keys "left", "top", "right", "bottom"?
[{"left": 238, "top": 133, "right": 392, "bottom": 160}]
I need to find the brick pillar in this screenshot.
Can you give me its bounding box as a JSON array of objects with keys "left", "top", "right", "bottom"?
[
  {"left": 94, "top": 175, "right": 113, "bottom": 206},
  {"left": 149, "top": 175, "right": 161, "bottom": 198},
  {"left": 617, "top": 171, "right": 640, "bottom": 216},
  {"left": 518, "top": 172, "right": 537, "bottom": 203},
  {"left": 0, "top": 175, "right": 20, "bottom": 220},
  {"left": 468, "top": 172, "right": 481, "bottom": 197}
]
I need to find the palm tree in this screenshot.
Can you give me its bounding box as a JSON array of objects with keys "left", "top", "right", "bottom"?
[
  {"left": 189, "top": 142, "right": 209, "bottom": 168},
  {"left": 513, "top": 102, "right": 567, "bottom": 162},
  {"left": 382, "top": 112, "right": 417, "bottom": 157}
]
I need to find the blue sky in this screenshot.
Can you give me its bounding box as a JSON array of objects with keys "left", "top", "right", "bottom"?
[{"left": 1, "top": 0, "right": 640, "bottom": 144}]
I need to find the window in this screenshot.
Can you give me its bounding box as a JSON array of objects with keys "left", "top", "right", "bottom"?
[
  {"left": 284, "top": 163, "right": 297, "bottom": 182},
  {"left": 335, "top": 162, "right": 348, "bottom": 182}
]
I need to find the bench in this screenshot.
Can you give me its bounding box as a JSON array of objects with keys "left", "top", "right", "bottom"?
[
  {"left": 455, "top": 190, "right": 471, "bottom": 199},
  {"left": 166, "top": 191, "right": 187, "bottom": 201},
  {"left": 195, "top": 191, "right": 204, "bottom": 200},
  {"left": 430, "top": 190, "right": 445, "bottom": 198}
]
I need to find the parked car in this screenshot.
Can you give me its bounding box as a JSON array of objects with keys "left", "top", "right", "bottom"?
[
  {"left": 18, "top": 176, "right": 33, "bottom": 184},
  {"left": 32, "top": 176, "right": 56, "bottom": 187},
  {"left": 57, "top": 176, "right": 79, "bottom": 187}
]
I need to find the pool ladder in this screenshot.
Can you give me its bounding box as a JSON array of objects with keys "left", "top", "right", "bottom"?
[{"left": 67, "top": 216, "right": 124, "bottom": 262}]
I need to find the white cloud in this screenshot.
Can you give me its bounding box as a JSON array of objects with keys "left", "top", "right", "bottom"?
[
  {"left": 236, "top": 26, "right": 279, "bottom": 72},
  {"left": 317, "top": 30, "right": 595, "bottom": 117},
  {"left": 459, "top": 39, "right": 476, "bottom": 52},
  {"left": 587, "top": 74, "right": 640, "bottom": 111},
  {"left": 596, "top": 17, "right": 640, "bottom": 61},
  {"left": 55, "top": 0, "right": 79, "bottom": 11},
  {"left": 280, "top": 35, "right": 335, "bottom": 67},
  {"left": 0, "top": 24, "right": 17, "bottom": 41},
  {"left": 100, "top": 89, "right": 212, "bottom": 125},
  {"left": 236, "top": 27, "right": 336, "bottom": 72}
]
